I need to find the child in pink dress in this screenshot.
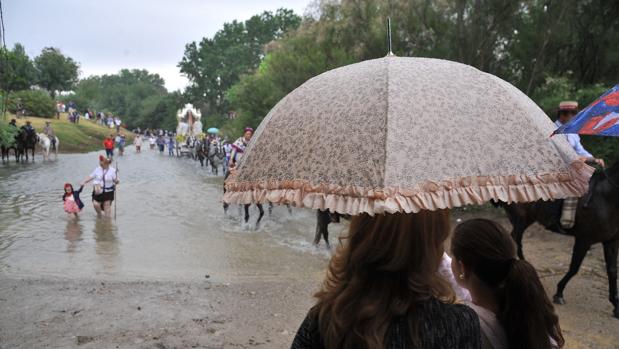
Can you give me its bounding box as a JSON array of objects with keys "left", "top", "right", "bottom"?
[{"left": 63, "top": 183, "right": 84, "bottom": 217}]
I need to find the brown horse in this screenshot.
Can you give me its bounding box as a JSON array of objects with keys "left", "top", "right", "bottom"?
[
  {"left": 314, "top": 210, "right": 351, "bottom": 248},
  {"left": 498, "top": 160, "right": 619, "bottom": 319},
  {"left": 16, "top": 127, "right": 38, "bottom": 162}
]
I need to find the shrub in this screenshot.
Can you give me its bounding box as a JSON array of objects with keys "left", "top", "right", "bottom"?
[
  {"left": 7, "top": 90, "right": 56, "bottom": 118},
  {"left": 0, "top": 120, "right": 19, "bottom": 147}
]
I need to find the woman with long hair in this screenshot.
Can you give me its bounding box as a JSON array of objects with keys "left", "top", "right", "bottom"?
[
  {"left": 451, "top": 219, "right": 564, "bottom": 349},
  {"left": 291, "top": 210, "right": 481, "bottom": 349}
]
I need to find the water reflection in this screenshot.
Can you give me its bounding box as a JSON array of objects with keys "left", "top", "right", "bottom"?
[
  {"left": 64, "top": 218, "right": 83, "bottom": 253},
  {"left": 93, "top": 218, "right": 120, "bottom": 273}
]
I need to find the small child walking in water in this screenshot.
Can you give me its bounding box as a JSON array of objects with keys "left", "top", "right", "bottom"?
[{"left": 63, "top": 183, "right": 84, "bottom": 217}]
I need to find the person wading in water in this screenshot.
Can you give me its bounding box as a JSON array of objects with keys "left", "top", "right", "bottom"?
[
  {"left": 103, "top": 134, "right": 115, "bottom": 159},
  {"left": 223, "top": 127, "right": 254, "bottom": 211},
  {"left": 81, "top": 155, "right": 119, "bottom": 217}
]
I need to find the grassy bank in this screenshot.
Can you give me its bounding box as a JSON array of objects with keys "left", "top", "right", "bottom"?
[{"left": 7, "top": 113, "right": 133, "bottom": 153}]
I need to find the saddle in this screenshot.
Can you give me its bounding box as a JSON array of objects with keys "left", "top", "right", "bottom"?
[{"left": 556, "top": 171, "right": 601, "bottom": 230}]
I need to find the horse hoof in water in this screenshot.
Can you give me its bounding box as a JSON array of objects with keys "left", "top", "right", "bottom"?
[{"left": 553, "top": 295, "right": 566, "bottom": 305}]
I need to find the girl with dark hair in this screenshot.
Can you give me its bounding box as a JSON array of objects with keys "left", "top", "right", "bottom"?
[
  {"left": 62, "top": 183, "right": 84, "bottom": 218},
  {"left": 291, "top": 211, "right": 481, "bottom": 349},
  {"left": 451, "top": 219, "right": 564, "bottom": 349}
]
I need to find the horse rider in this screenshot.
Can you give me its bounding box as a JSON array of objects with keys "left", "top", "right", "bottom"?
[
  {"left": 43, "top": 121, "right": 57, "bottom": 151},
  {"left": 547, "top": 101, "right": 606, "bottom": 234},
  {"left": 222, "top": 127, "right": 254, "bottom": 211},
  {"left": 8, "top": 119, "right": 18, "bottom": 128},
  {"left": 555, "top": 101, "right": 605, "bottom": 167},
  {"left": 229, "top": 127, "right": 254, "bottom": 169},
  {"left": 21, "top": 120, "right": 35, "bottom": 133}
]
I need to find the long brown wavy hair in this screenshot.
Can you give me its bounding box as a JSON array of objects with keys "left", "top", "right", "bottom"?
[
  {"left": 451, "top": 219, "right": 565, "bottom": 349},
  {"left": 314, "top": 210, "right": 455, "bottom": 349}
]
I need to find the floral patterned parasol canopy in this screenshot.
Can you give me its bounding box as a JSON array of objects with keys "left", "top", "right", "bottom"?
[{"left": 223, "top": 56, "right": 593, "bottom": 215}]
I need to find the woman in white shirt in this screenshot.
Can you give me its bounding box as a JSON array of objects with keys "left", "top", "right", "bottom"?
[
  {"left": 81, "top": 155, "right": 119, "bottom": 216},
  {"left": 451, "top": 219, "right": 564, "bottom": 349}
]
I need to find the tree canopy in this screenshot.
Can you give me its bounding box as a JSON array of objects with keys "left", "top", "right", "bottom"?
[
  {"left": 68, "top": 69, "right": 174, "bottom": 129},
  {"left": 182, "top": 0, "right": 617, "bottom": 159},
  {"left": 0, "top": 43, "right": 37, "bottom": 93},
  {"left": 178, "top": 8, "right": 301, "bottom": 116},
  {"left": 34, "top": 47, "right": 79, "bottom": 98}
]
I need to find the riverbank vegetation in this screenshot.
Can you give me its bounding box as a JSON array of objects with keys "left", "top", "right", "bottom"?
[
  {"left": 1, "top": 1, "right": 617, "bottom": 159},
  {"left": 180, "top": 0, "right": 619, "bottom": 160}
]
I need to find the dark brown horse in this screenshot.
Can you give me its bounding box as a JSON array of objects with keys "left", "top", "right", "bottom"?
[
  {"left": 314, "top": 210, "right": 350, "bottom": 248},
  {"left": 16, "top": 127, "right": 38, "bottom": 162},
  {"left": 498, "top": 160, "right": 619, "bottom": 319},
  {"left": 1, "top": 143, "right": 19, "bottom": 162}
]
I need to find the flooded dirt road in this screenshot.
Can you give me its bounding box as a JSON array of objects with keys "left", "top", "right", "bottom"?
[
  {"left": 0, "top": 149, "right": 617, "bottom": 348},
  {"left": 0, "top": 149, "right": 331, "bottom": 283}
]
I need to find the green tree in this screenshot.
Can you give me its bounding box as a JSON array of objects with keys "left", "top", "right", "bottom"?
[
  {"left": 69, "top": 69, "right": 170, "bottom": 128},
  {"left": 0, "top": 43, "right": 37, "bottom": 93},
  {"left": 178, "top": 8, "right": 301, "bottom": 116},
  {"left": 137, "top": 92, "right": 183, "bottom": 131},
  {"left": 7, "top": 90, "right": 56, "bottom": 117},
  {"left": 34, "top": 47, "right": 79, "bottom": 98}
]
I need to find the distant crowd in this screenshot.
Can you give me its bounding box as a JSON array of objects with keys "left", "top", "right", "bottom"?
[{"left": 55, "top": 101, "right": 123, "bottom": 131}]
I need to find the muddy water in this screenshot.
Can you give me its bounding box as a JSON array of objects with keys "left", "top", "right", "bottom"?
[{"left": 0, "top": 148, "right": 334, "bottom": 283}]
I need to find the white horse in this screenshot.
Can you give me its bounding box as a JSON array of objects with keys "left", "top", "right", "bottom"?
[{"left": 37, "top": 133, "right": 59, "bottom": 160}]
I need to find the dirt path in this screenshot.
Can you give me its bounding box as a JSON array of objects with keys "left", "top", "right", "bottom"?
[{"left": 0, "top": 211, "right": 617, "bottom": 348}]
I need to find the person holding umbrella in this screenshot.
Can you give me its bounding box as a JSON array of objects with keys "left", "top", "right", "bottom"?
[{"left": 224, "top": 56, "right": 588, "bottom": 348}]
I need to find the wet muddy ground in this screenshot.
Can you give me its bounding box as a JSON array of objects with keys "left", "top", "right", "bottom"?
[{"left": 0, "top": 150, "right": 617, "bottom": 348}]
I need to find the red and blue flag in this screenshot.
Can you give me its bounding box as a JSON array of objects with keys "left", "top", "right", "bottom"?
[{"left": 553, "top": 84, "right": 619, "bottom": 137}]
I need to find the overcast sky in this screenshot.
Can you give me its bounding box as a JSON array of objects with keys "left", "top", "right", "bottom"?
[{"left": 5, "top": 0, "right": 310, "bottom": 91}]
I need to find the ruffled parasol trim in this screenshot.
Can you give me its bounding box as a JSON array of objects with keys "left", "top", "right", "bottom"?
[{"left": 223, "top": 161, "right": 594, "bottom": 215}]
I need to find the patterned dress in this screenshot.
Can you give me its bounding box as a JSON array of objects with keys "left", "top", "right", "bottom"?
[{"left": 63, "top": 195, "right": 80, "bottom": 213}]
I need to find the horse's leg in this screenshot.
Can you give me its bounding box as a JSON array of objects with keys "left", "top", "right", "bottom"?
[
  {"left": 268, "top": 202, "right": 273, "bottom": 215},
  {"left": 255, "top": 204, "right": 264, "bottom": 229},
  {"left": 223, "top": 172, "right": 229, "bottom": 213},
  {"left": 602, "top": 240, "right": 619, "bottom": 318},
  {"left": 244, "top": 204, "right": 250, "bottom": 223},
  {"left": 315, "top": 210, "right": 330, "bottom": 248},
  {"left": 554, "top": 238, "right": 591, "bottom": 305},
  {"left": 287, "top": 204, "right": 292, "bottom": 215},
  {"left": 511, "top": 224, "right": 528, "bottom": 260}
]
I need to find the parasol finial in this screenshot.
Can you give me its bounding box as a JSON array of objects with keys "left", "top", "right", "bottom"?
[{"left": 386, "top": 17, "right": 395, "bottom": 57}]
